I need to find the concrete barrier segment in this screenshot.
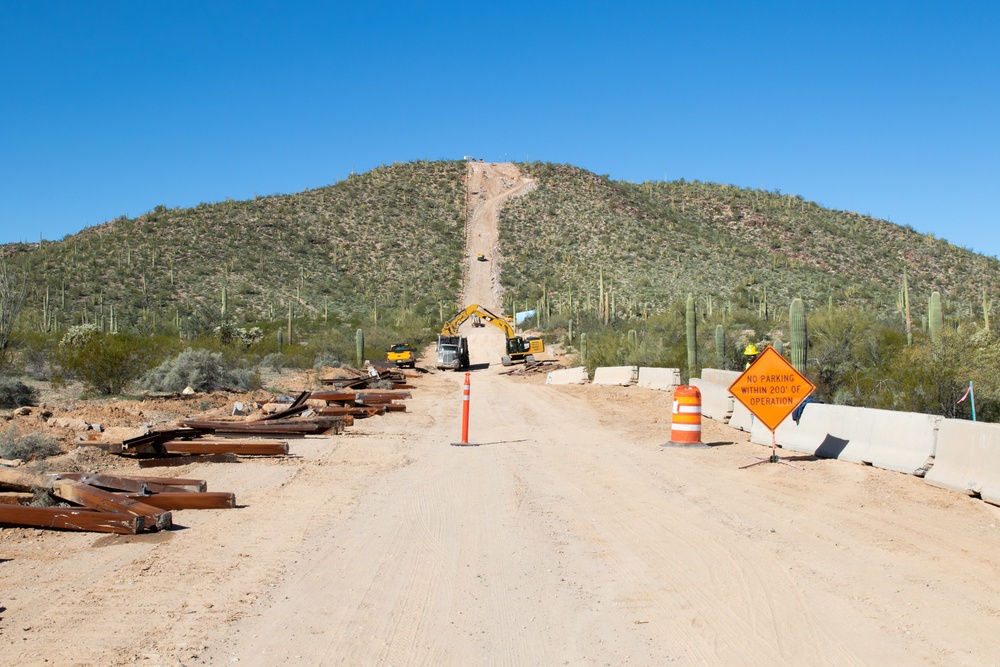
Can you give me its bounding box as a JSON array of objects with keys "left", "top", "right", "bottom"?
[
  {"left": 637, "top": 367, "right": 681, "bottom": 390},
  {"left": 751, "top": 403, "right": 864, "bottom": 460},
  {"left": 689, "top": 378, "right": 733, "bottom": 423},
  {"left": 545, "top": 366, "right": 590, "bottom": 385},
  {"left": 854, "top": 408, "right": 939, "bottom": 475},
  {"left": 926, "top": 419, "right": 1000, "bottom": 504},
  {"left": 728, "top": 401, "right": 755, "bottom": 432},
  {"left": 592, "top": 366, "right": 639, "bottom": 386},
  {"left": 701, "top": 368, "right": 743, "bottom": 386}
]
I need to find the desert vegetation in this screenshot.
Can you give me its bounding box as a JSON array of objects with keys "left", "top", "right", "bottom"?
[{"left": 0, "top": 159, "right": 997, "bottom": 420}]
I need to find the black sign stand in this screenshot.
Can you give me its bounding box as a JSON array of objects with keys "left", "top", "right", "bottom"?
[{"left": 739, "top": 426, "right": 803, "bottom": 470}]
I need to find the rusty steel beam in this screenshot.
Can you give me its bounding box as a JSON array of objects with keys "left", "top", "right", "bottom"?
[
  {"left": 54, "top": 472, "right": 148, "bottom": 493},
  {"left": 182, "top": 419, "right": 320, "bottom": 432},
  {"left": 53, "top": 473, "right": 209, "bottom": 494},
  {"left": 51, "top": 480, "right": 172, "bottom": 531},
  {"left": 356, "top": 391, "right": 412, "bottom": 402},
  {"left": 0, "top": 466, "right": 47, "bottom": 492},
  {"left": 260, "top": 391, "right": 312, "bottom": 421},
  {"left": 124, "top": 491, "right": 236, "bottom": 510},
  {"left": 162, "top": 440, "right": 289, "bottom": 456},
  {"left": 308, "top": 391, "right": 357, "bottom": 403},
  {"left": 121, "top": 429, "right": 204, "bottom": 455},
  {"left": 0, "top": 505, "right": 141, "bottom": 534},
  {"left": 0, "top": 491, "right": 32, "bottom": 505},
  {"left": 138, "top": 453, "right": 238, "bottom": 468},
  {"left": 314, "top": 406, "right": 385, "bottom": 417}
]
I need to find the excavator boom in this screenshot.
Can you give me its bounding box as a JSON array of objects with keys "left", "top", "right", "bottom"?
[{"left": 440, "top": 303, "right": 513, "bottom": 337}]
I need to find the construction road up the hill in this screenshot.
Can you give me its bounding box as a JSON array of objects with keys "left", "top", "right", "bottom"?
[{"left": 462, "top": 161, "right": 536, "bottom": 366}]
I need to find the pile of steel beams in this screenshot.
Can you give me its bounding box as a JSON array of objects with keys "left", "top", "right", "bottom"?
[
  {"left": 320, "top": 364, "right": 414, "bottom": 390},
  {"left": 0, "top": 468, "right": 233, "bottom": 534}
]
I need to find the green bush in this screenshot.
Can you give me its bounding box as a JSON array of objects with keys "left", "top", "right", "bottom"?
[
  {"left": 0, "top": 425, "right": 60, "bottom": 461},
  {"left": 56, "top": 331, "right": 164, "bottom": 395},
  {"left": 0, "top": 377, "right": 38, "bottom": 408},
  {"left": 142, "top": 348, "right": 259, "bottom": 393}
]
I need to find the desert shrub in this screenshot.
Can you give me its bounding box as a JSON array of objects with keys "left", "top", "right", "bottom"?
[
  {"left": 56, "top": 332, "right": 161, "bottom": 395},
  {"left": 0, "top": 377, "right": 39, "bottom": 408},
  {"left": 0, "top": 425, "right": 60, "bottom": 461},
  {"left": 142, "top": 348, "right": 259, "bottom": 393},
  {"left": 313, "top": 353, "right": 345, "bottom": 370},
  {"left": 260, "top": 352, "right": 286, "bottom": 372}
]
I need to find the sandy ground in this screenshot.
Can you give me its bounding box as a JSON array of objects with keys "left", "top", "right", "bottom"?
[{"left": 3, "top": 163, "right": 1000, "bottom": 665}]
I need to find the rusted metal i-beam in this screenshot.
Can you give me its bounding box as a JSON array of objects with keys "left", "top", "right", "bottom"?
[
  {"left": 124, "top": 492, "right": 236, "bottom": 510},
  {"left": 0, "top": 505, "right": 141, "bottom": 534},
  {"left": 51, "top": 480, "right": 172, "bottom": 531}
]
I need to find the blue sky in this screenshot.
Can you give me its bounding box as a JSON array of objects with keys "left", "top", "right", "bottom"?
[{"left": 2, "top": 1, "right": 998, "bottom": 257}]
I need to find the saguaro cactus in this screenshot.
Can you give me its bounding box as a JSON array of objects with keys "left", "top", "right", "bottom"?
[
  {"left": 686, "top": 293, "right": 697, "bottom": 374},
  {"left": 715, "top": 324, "right": 725, "bottom": 369},
  {"left": 579, "top": 332, "right": 587, "bottom": 365},
  {"left": 773, "top": 338, "right": 784, "bottom": 356},
  {"left": 929, "top": 291, "right": 943, "bottom": 343},
  {"left": 356, "top": 328, "right": 365, "bottom": 367},
  {"left": 790, "top": 297, "right": 807, "bottom": 373}
]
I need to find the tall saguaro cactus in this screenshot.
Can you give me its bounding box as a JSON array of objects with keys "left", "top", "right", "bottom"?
[
  {"left": 356, "top": 328, "right": 365, "bottom": 367},
  {"left": 790, "top": 297, "right": 807, "bottom": 373},
  {"left": 686, "top": 293, "right": 697, "bottom": 375},
  {"left": 715, "top": 324, "right": 725, "bottom": 369},
  {"left": 579, "top": 332, "right": 587, "bottom": 365},
  {"left": 929, "top": 291, "right": 943, "bottom": 343}
]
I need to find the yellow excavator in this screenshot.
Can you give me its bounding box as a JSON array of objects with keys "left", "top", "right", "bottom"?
[{"left": 439, "top": 303, "right": 544, "bottom": 367}]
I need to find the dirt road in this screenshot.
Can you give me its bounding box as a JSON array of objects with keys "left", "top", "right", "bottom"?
[
  {"left": 3, "top": 162, "right": 1000, "bottom": 665},
  {"left": 5, "top": 373, "right": 1000, "bottom": 665}
]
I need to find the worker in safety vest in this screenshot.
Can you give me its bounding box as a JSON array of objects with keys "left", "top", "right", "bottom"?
[{"left": 744, "top": 343, "right": 759, "bottom": 369}]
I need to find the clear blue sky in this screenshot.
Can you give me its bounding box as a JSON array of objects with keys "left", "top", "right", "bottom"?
[{"left": 2, "top": 1, "right": 998, "bottom": 257}]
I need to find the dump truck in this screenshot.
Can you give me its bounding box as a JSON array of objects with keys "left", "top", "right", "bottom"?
[
  {"left": 436, "top": 335, "right": 470, "bottom": 371},
  {"left": 440, "top": 304, "right": 544, "bottom": 366},
  {"left": 386, "top": 343, "right": 416, "bottom": 369}
]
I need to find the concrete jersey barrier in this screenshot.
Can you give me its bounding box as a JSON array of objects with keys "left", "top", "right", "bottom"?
[
  {"left": 592, "top": 366, "right": 638, "bottom": 386},
  {"left": 728, "top": 401, "right": 755, "bottom": 432},
  {"left": 926, "top": 420, "right": 1000, "bottom": 504},
  {"left": 750, "top": 403, "right": 863, "bottom": 460},
  {"left": 751, "top": 403, "right": 938, "bottom": 475},
  {"left": 637, "top": 367, "right": 681, "bottom": 391},
  {"left": 689, "top": 378, "right": 733, "bottom": 423},
  {"left": 854, "top": 408, "right": 939, "bottom": 475},
  {"left": 701, "top": 368, "right": 743, "bottom": 386},
  {"left": 545, "top": 367, "right": 590, "bottom": 385}
]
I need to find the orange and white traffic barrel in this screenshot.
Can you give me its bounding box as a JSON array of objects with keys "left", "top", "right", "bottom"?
[{"left": 669, "top": 385, "right": 702, "bottom": 445}]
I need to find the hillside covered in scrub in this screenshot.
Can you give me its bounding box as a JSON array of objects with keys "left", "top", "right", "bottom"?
[
  {"left": 500, "top": 163, "right": 999, "bottom": 320},
  {"left": 3, "top": 160, "right": 997, "bottom": 336}
]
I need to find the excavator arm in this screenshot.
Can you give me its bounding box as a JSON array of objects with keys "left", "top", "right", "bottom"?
[{"left": 440, "top": 303, "right": 514, "bottom": 337}]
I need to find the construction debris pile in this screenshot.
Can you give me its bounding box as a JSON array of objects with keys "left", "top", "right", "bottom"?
[
  {"left": 87, "top": 384, "right": 412, "bottom": 466},
  {"left": 0, "top": 366, "right": 417, "bottom": 532},
  {"left": 320, "top": 363, "right": 414, "bottom": 390},
  {"left": 0, "top": 467, "right": 233, "bottom": 534},
  {"left": 500, "top": 359, "right": 564, "bottom": 376}
]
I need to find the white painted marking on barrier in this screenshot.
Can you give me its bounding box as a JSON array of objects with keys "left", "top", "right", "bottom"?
[{"left": 671, "top": 424, "right": 702, "bottom": 432}]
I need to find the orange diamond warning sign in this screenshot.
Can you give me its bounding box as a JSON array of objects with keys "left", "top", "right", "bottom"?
[{"left": 728, "top": 346, "right": 815, "bottom": 432}]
